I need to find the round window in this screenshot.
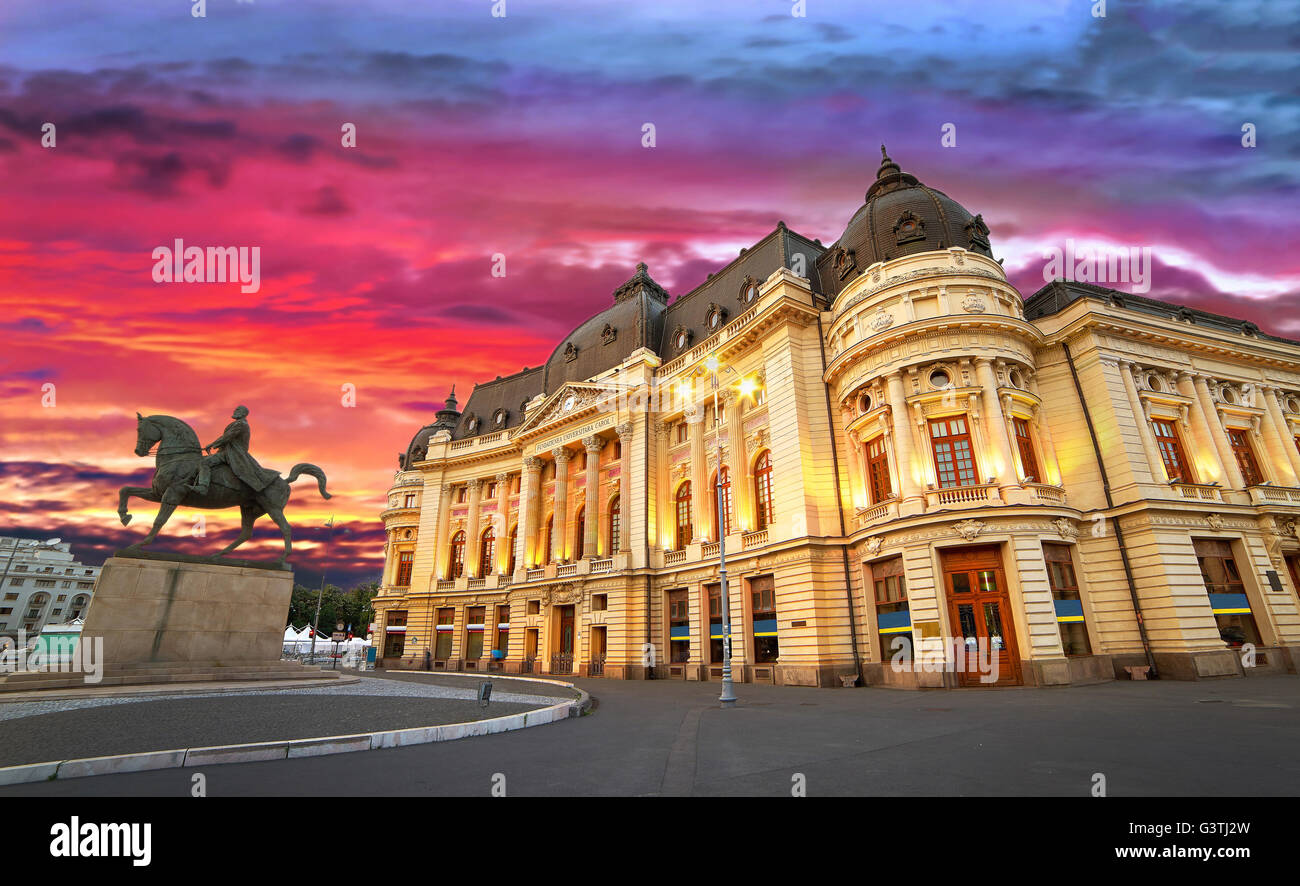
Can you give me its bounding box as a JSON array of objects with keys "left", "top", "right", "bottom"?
[
  {"left": 745, "top": 284, "right": 758, "bottom": 303},
  {"left": 1008, "top": 369, "right": 1024, "bottom": 389},
  {"left": 676, "top": 332, "right": 688, "bottom": 349},
  {"left": 1286, "top": 395, "right": 1300, "bottom": 414},
  {"left": 1221, "top": 387, "right": 1237, "bottom": 405},
  {"left": 858, "top": 393, "right": 872, "bottom": 413},
  {"left": 929, "top": 369, "right": 951, "bottom": 389},
  {"left": 1146, "top": 373, "right": 1163, "bottom": 393}
]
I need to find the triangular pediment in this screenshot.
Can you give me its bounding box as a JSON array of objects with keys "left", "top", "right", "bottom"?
[{"left": 513, "top": 382, "right": 619, "bottom": 436}]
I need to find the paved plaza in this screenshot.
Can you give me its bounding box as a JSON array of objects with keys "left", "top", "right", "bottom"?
[{"left": 0, "top": 672, "right": 1296, "bottom": 796}]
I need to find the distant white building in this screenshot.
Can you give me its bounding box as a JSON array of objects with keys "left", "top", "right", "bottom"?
[{"left": 0, "top": 537, "right": 100, "bottom": 639}]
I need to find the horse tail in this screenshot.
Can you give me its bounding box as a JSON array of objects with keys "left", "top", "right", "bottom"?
[{"left": 287, "top": 463, "right": 332, "bottom": 500}]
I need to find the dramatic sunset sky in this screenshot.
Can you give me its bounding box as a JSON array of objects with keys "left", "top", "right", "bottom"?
[{"left": 0, "top": 0, "right": 1296, "bottom": 587}]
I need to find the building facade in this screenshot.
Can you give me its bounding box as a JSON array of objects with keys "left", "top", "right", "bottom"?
[
  {"left": 373, "top": 150, "right": 1300, "bottom": 688},
  {"left": 0, "top": 537, "right": 100, "bottom": 640}
]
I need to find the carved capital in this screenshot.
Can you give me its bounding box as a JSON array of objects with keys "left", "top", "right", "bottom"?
[
  {"left": 582, "top": 435, "right": 603, "bottom": 453},
  {"left": 523, "top": 455, "right": 545, "bottom": 472},
  {"left": 615, "top": 421, "right": 634, "bottom": 438},
  {"left": 466, "top": 478, "right": 482, "bottom": 491},
  {"left": 552, "top": 447, "right": 572, "bottom": 465}
]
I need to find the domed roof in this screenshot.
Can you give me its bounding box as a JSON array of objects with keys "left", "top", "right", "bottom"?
[
  {"left": 398, "top": 387, "right": 461, "bottom": 469},
  {"left": 818, "top": 146, "right": 992, "bottom": 298}
]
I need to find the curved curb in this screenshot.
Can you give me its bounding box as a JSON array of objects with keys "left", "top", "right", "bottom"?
[{"left": 0, "top": 678, "right": 591, "bottom": 787}]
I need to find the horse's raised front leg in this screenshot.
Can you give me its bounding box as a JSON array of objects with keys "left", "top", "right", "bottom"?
[
  {"left": 128, "top": 486, "right": 185, "bottom": 549},
  {"left": 117, "top": 486, "right": 157, "bottom": 527}
]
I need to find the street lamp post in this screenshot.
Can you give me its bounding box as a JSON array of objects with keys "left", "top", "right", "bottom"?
[
  {"left": 706, "top": 356, "right": 737, "bottom": 708},
  {"left": 308, "top": 516, "right": 337, "bottom": 662}
]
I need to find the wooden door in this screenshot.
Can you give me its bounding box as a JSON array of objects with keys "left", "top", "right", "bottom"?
[
  {"left": 558, "top": 605, "right": 575, "bottom": 655},
  {"left": 941, "top": 546, "right": 1021, "bottom": 686}
]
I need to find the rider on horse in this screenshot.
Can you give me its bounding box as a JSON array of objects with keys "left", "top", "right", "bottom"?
[{"left": 189, "top": 405, "right": 280, "bottom": 495}]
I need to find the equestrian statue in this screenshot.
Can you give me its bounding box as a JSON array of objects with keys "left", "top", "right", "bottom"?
[{"left": 117, "top": 405, "right": 331, "bottom": 565}]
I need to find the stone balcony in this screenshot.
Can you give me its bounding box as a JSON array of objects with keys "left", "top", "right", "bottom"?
[{"left": 1247, "top": 484, "right": 1300, "bottom": 510}]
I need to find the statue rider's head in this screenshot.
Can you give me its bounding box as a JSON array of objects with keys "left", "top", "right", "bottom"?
[{"left": 232, "top": 405, "right": 250, "bottom": 420}]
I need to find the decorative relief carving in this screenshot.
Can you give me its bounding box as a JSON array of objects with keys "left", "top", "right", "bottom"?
[
  {"left": 1052, "top": 518, "right": 1078, "bottom": 540},
  {"left": 953, "top": 519, "right": 985, "bottom": 540},
  {"left": 865, "top": 536, "right": 884, "bottom": 555},
  {"left": 564, "top": 342, "right": 578, "bottom": 362},
  {"left": 961, "top": 293, "right": 986, "bottom": 314},
  {"left": 540, "top": 582, "right": 584, "bottom": 608},
  {"left": 870, "top": 306, "right": 894, "bottom": 331},
  {"left": 1205, "top": 513, "right": 1223, "bottom": 532}
]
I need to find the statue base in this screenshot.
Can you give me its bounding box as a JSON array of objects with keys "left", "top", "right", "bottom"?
[{"left": 0, "top": 556, "right": 342, "bottom": 693}]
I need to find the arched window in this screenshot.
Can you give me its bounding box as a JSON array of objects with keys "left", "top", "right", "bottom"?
[
  {"left": 609, "top": 495, "right": 621, "bottom": 552},
  {"left": 574, "top": 506, "right": 586, "bottom": 559},
  {"left": 450, "top": 531, "right": 466, "bottom": 578},
  {"left": 508, "top": 525, "right": 518, "bottom": 575},
  {"left": 69, "top": 595, "right": 90, "bottom": 620},
  {"left": 479, "top": 527, "right": 496, "bottom": 575},
  {"left": 543, "top": 515, "right": 554, "bottom": 564},
  {"left": 754, "top": 451, "right": 774, "bottom": 531},
  {"left": 712, "top": 466, "right": 732, "bottom": 539},
  {"left": 675, "top": 481, "right": 693, "bottom": 550}
]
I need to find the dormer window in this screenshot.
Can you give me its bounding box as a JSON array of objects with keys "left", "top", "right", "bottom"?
[
  {"left": 740, "top": 279, "right": 760, "bottom": 304},
  {"left": 894, "top": 210, "right": 925, "bottom": 245},
  {"left": 564, "top": 342, "right": 578, "bottom": 362},
  {"left": 494, "top": 409, "right": 508, "bottom": 427},
  {"left": 465, "top": 415, "right": 479, "bottom": 434},
  {"left": 672, "top": 326, "right": 692, "bottom": 351},
  {"left": 706, "top": 303, "right": 726, "bottom": 331}
]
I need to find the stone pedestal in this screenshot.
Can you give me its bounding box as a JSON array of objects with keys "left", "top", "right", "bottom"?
[
  {"left": 0, "top": 554, "right": 342, "bottom": 693},
  {"left": 84, "top": 556, "right": 292, "bottom": 666}
]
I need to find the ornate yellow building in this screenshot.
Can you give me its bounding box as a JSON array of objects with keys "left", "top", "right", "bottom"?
[{"left": 373, "top": 150, "right": 1300, "bottom": 688}]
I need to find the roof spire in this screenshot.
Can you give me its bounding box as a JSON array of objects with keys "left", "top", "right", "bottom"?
[{"left": 877, "top": 144, "right": 900, "bottom": 180}]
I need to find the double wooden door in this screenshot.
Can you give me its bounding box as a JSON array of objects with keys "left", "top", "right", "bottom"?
[{"left": 941, "top": 546, "right": 1021, "bottom": 686}]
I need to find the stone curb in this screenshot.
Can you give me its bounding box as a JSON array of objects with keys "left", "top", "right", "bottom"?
[{"left": 0, "top": 676, "right": 591, "bottom": 787}]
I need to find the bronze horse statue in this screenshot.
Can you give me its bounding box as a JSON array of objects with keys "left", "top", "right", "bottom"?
[{"left": 117, "top": 413, "right": 331, "bottom": 564}]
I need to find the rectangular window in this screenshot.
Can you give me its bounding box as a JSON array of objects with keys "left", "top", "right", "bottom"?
[
  {"left": 1043, "top": 543, "right": 1091, "bottom": 655},
  {"left": 706, "top": 583, "right": 725, "bottom": 663},
  {"left": 9, "top": 579, "right": 21, "bottom": 587},
  {"left": 592, "top": 594, "right": 607, "bottom": 611},
  {"left": 1194, "top": 538, "right": 1261, "bottom": 648},
  {"left": 865, "top": 435, "right": 892, "bottom": 504},
  {"left": 871, "top": 557, "right": 910, "bottom": 662},
  {"left": 404, "top": 493, "right": 416, "bottom": 508},
  {"left": 676, "top": 422, "right": 688, "bottom": 445},
  {"left": 668, "top": 589, "right": 690, "bottom": 663},
  {"left": 457, "top": 487, "right": 467, "bottom": 503},
  {"left": 749, "top": 574, "right": 778, "bottom": 663},
  {"left": 434, "top": 607, "right": 455, "bottom": 660},
  {"left": 1151, "top": 418, "right": 1191, "bottom": 482},
  {"left": 1013, "top": 418, "right": 1040, "bottom": 483},
  {"left": 383, "top": 609, "right": 408, "bottom": 659},
  {"left": 0, "top": 608, "right": 10, "bottom": 615},
  {"left": 929, "top": 417, "right": 979, "bottom": 488},
  {"left": 487, "top": 481, "right": 498, "bottom": 499},
  {"left": 1227, "top": 428, "right": 1262, "bottom": 486},
  {"left": 2, "top": 593, "right": 15, "bottom": 600},
  {"left": 493, "top": 605, "right": 510, "bottom": 660},
  {"left": 395, "top": 551, "right": 413, "bottom": 586},
  {"left": 465, "top": 606, "right": 485, "bottom": 660},
  {"left": 34, "top": 580, "right": 53, "bottom": 588}
]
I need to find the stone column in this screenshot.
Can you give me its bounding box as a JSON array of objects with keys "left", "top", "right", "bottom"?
[
  {"left": 494, "top": 472, "right": 511, "bottom": 574},
  {"left": 1175, "top": 372, "right": 1221, "bottom": 485},
  {"left": 582, "top": 435, "right": 602, "bottom": 557},
  {"left": 464, "top": 478, "right": 483, "bottom": 576},
  {"left": 843, "top": 424, "right": 866, "bottom": 508},
  {"left": 551, "top": 448, "right": 571, "bottom": 562},
  {"left": 723, "top": 392, "right": 751, "bottom": 532},
  {"left": 1190, "top": 374, "right": 1245, "bottom": 488},
  {"left": 1117, "top": 360, "right": 1164, "bottom": 482},
  {"left": 1260, "top": 386, "right": 1300, "bottom": 485},
  {"left": 433, "top": 484, "right": 455, "bottom": 579},
  {"left": 520, "top": 456, "right": 543, "bottom": 568},
  {"left": 616, "top": 422, "right": 633, "bottom": 552},
  {"left": 886, "top": 371, "right": 923, "bottom": 512},
  {"left": 689, "top": 402, "right": 708, "bottom": 541},
  {"left": 975, "top": 357, "right": 1017, "bottom": 490},
  {"left": 654, "top": 420, "right": 672, "bottom": 548}
]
